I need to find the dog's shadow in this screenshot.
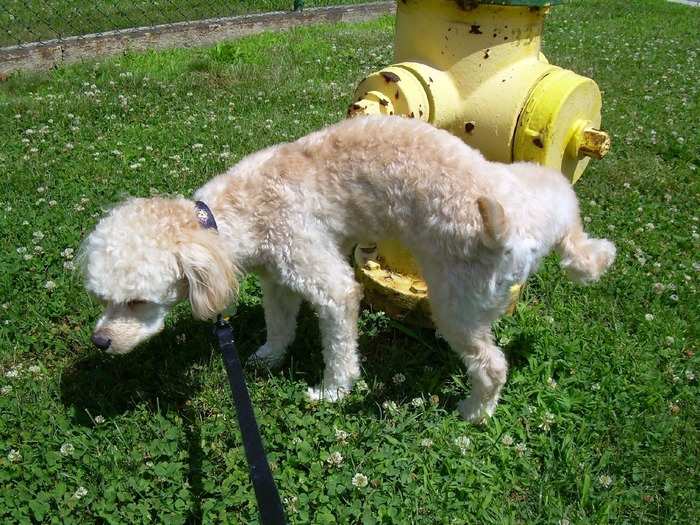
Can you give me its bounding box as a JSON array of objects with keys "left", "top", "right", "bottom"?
[
  {"left": 269, "top": 306, "right": 539, "bottom": 414},
  {"left": 60, "top": 301, "right": 536, "bottom": 520},
  {"left": 61, "top": 287, "right": 536, "bottom": 421},
  {"left": 60, "top": 301, "right": 539, "bottom": 424},
  {"left": 61, "top": 322, "right": 212, "bottom": 422},
  {"left": 60, "top": 301, "right": 268, "bottom": 522},
  {"left": 60, "top": 298, "right": 278, "bottom": 418}
]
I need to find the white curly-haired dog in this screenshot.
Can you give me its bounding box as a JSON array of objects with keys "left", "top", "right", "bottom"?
[{"left": 81, "top": 116, "right": 615, "bottom": 422}]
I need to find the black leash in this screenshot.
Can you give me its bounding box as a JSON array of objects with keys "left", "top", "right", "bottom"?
[
  {"left": 196, "top": 201, "right": 285, "bottom": 523},
  {"left": 214, "top": 315, "right": 287, "bottom": 525}
]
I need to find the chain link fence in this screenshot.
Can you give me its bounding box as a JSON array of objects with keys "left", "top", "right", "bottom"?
[
  {"left": 0, "top": 1, "right": 392, "bottom": 74},
  {"left": 0, "top": 1, "right": 379, "bottom": 47}
]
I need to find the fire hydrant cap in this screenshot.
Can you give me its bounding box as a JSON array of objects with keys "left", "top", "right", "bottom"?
[
  {"left": 513, "top": 68, "right": 609, "bottom": 183},
  {"left": 349, "top": 66, "right": 430, "bottom": 121}
]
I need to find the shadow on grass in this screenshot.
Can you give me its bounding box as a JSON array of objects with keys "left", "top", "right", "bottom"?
[
  {"left": 60, "top": 301, "right": 266, "bottom": 524},
  {"left": 283, "top": 304, "right": 538, "bottom": 417},
  {"left": 250, "top": 301, "right": 540, "bottom": 419},
  {"left": 57, "top": 299, "right": 472, "bottom": 419},
  {"left": 59, "top": 299, "right": 538, "bottom": 519},
  {"left": 61, "top": 318, "right": 217, "bottom": 422},
  {"left": 60, "top": 296, "right": 539, "bottom": 424},
  {"left": 59, "top": 299, "right": 270, "bottom": 418}
]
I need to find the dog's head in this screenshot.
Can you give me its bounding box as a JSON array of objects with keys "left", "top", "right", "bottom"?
[{"left": 80, "top": 197, "right": 238, "bottom": 354}]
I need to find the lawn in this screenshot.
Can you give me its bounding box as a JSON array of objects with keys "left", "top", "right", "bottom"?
[
  {"left": 0, "top": 0, "right": 698, "bottom": 523},
  {"left": 0, "top": 0, "right": 380, "bottom": 47}
]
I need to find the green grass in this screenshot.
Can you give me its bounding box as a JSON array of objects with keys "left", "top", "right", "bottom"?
[
  {"left": 1, "top": 0, "right": 699, "bottom": 523},
  {"left": 0, "top": 0, "right": 381, "bottom": 47}
]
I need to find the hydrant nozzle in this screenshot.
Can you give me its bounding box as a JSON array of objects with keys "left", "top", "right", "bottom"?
[{"left": 579, "top": 127, "right": 611, "bottom": 160}]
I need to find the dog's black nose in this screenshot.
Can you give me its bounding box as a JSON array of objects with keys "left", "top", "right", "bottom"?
[{"left": 91, "top": 334, "right": 112, "bottom": 350}]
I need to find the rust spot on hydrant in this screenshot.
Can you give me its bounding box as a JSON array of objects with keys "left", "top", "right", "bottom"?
[
  {"left": 379, "top": 98, "right": 389, "bottom": 107},
  {"left": 455, "top": 0, "right": 478, "bottom": 10},
  {"left": 484, "top": 49, "right": 490, "bottom": 59},
  {"left": 469, "top": 25, "right": 482, "bottom": 35},
  {"left": 381, "top": 71, "right": 401, "bottom": 83},
  {"left": 395, "top": 91, "right": 400, "bottom": 100},
  {"left": 464, "top": 121, "right": 476, "bottom": 134},
  {"left": 347, "top": 103, "right": 364, "bottom": 118},
  {"left": 409, "top": 280, "right": 428, "bottom": 294},
  {"left": 533, "top": 137, "right": 544, "bottom": 148}
]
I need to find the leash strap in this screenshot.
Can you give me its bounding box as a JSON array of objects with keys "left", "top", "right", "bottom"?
[{"left": 214, "top": 316, "right": 287, "bottom": 525}]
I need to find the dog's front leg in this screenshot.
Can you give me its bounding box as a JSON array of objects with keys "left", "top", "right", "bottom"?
[
  {"left": 251, "top": 277, "right": 302, "bottom": 369},
  {"left": 307, "top": 282, "right": 362, "bottom": 402}
]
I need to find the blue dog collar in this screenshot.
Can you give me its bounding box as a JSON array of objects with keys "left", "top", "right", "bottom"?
[{"left": 194, "top": 201, "right": 218, "bottom": 231}]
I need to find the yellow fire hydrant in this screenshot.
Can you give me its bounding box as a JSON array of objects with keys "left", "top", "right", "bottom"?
[{"left": 349, "top": 0, "right": 611, "bottom": 323}]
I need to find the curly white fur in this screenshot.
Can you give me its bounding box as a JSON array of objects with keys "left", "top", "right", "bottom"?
[{"left": 81, "top": 116, "right": 615, "bottom": 422}]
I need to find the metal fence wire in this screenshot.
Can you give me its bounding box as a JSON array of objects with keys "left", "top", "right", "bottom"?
[{"left": 0, "top": 1, "right": 377, "bottom": 48}]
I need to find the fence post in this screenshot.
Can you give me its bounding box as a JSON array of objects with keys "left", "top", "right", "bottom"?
[{"left": 293, "top": 1, "right": 304, "bottom": 11}]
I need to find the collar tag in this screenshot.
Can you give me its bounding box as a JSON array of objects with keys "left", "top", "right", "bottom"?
[{"left": 194, "top": 201, "right": 218, "bottom": 231}]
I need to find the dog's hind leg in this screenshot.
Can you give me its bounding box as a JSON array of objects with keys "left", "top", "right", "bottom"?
[
  {"left": 439, "top": 321, "right": 508, "bottom": 423},
  {"left": 251, "top": 276, "right": 302, "bottom": 369},
  {"left": 423, "top": 264, "right": 508, "bottom": 423},
  {"left": 454, "top": 328, "right": 508, "bottom": 423}
]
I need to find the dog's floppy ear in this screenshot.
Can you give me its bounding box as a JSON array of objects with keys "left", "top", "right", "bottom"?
[
  {"left": 177, "top": 229, "right": 239, "bottom": 320},
  {"left": 477, "top": 196, "right": 509, "bottom": 249}
]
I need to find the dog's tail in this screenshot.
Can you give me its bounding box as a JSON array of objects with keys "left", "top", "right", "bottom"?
[{"left": 556, "top": 219, "right": 616, "bottom": 284}]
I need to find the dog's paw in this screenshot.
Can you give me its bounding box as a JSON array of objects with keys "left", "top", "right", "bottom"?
[
  {"left": 457, "top": 396, "right": 496, "bottom": 424},
  {"left": 306, "top": 385, "right": 348, "bottom": 403},
  {"left": 249, "top": 343, "right": 286, "bottom": 369}
]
